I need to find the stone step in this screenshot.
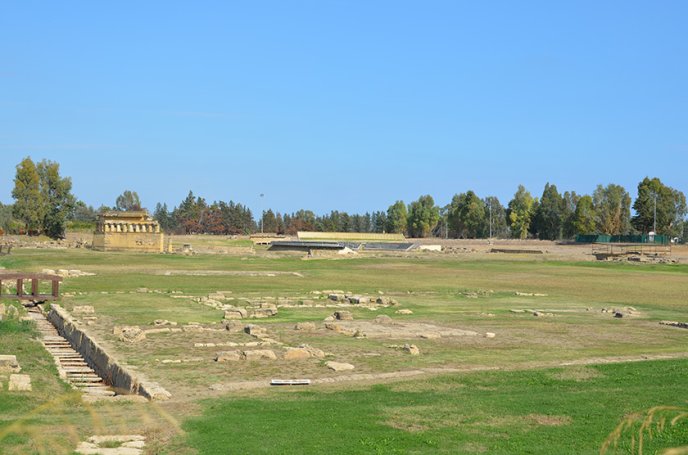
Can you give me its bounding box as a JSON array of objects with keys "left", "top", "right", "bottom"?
[
  {"left": 67, "top": 373, "right": 102, "bottom": 379},
  {"left": 63, "top": 367, "right": 96, "bottom": 373},
  {"left": 70, "top": 378, "right": 104, "bottom": 384}
]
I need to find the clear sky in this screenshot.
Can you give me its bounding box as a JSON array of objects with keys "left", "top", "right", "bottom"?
[{"left": 1, "top": 1, "right": 686, "bottom": 215}]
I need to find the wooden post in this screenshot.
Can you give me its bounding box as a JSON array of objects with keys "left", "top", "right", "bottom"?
[
  {"left": 17, "top": 279, "right": 24, "bottom": 298},
  {"left": 31, "top": 278, "right": 39, "bottom": 297},
  {"left": 52, "top": 279, "right": 60, "bottom": 299}
]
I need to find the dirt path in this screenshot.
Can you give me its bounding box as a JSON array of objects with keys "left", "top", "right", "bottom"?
[{"left": 207, "top": 351, "right": 688, "bottom": 393}]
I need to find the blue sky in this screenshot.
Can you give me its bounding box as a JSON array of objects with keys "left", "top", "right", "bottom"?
[{"left": 1, "top": 1, "right": 686, "bottom": 215}]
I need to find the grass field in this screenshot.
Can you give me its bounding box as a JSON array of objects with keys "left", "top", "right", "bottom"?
[{"left": 0, "top": 241, "right": 687, "bottom": 454}]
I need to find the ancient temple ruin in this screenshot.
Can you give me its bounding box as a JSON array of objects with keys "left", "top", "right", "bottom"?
[{"left": 92, "top": 211, "right": 165, "bottom": 253}]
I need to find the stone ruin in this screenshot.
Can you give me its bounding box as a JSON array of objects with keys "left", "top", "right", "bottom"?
[{"left": 92, "top": 210, "right": 166, "bottom": 253}]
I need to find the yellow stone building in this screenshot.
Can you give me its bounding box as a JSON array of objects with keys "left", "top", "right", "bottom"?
[{"left": 92, "top": 211, "right": 165, "bottom": 253}]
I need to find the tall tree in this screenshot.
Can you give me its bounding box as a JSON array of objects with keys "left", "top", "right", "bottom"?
[
  {"left": 592, "top": 184, "right": 631, "bottom": 235},
  {"left": 12, "top": 157, "right": 45, "bottom": 235},
  {"left": 484, "top": 196, "right": 508, "bottom": 238},
  {"left": 115, "top": 190, "right": 142, "bottom": 211},
  {"left": 532, "top": 183, "right": 563, "bottom": 240},
  {"left": 261, "top": 209, "right": 278, "bottom": 233},
  {"left": 447, "top": 191, "right": 486, "bottom": 238},
  {"left": 631, "top": 177, "right": 687, "bottom": 237},
  {"left": 561, "top": 191, "right": 580, "bottom": 239},
  {"left": 386, "top": 201, "right": 408, "bottom": 234},
  {"left": 572, "top": 195, "right": 596, "bottom": 235},
  {"left": 507, "top": 185, "right": 535, "bottom": 239},
  {"left": 153, "top": 202, "right": 175, "bottom": 232},
  {"left": 407, "top": 195, "right": 440, "bottom": 238},
  {"left": 37, "top": 159, "right": 75, "bottom": 239}
]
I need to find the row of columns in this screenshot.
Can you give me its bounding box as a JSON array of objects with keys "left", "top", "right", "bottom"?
[{"left": 99, "top": 223, "right": 161, "bottom": 233}]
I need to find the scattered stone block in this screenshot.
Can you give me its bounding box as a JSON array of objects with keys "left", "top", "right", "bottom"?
[
  {"left": 251, "top": 307, "right": 278, "bottom": 318},
  {"left": 0, "top": 355, "right": 21, "bottom": 373},
  {"left": 244, "top": 324, "right": 267, "bottom": 336},
  {"left": 326, "top": 361, "right": 355, "bottom": 372},
  {"left": 243, "top": 350, "right": 277, "bottom": 361},
  {"left": 216, "top": 351, "right": 242, "bottom": 362},
  {"left": 144, "top": 328, "right": 170, "bottom": 335},
  {"left": 224, "top": 308, "right": 248, "bottom": 319},
  {"left": 294, "top": 322, "right": 316, "bottom": 331},
  {"left": 328, "top": 293, "right": 345, "bottom": 302},
  {"left": 395, "top": 309, "right": 413, "bottom": 315},
  {"left": 283, "top": 347, "right": 312, "bottom": 361},
  {"left": 485, "top": 332, "right": 496, "bottom": 338},
  {"left": 403, "top": 344, "right": 420, "bottom": 355},
  {"left": 300, "top": 344, "right": 325, "bottom": 359},
  {"left": 334, "top": 311, "right": 353, "bottom": 321},
  {"left": 348, "top": 295, "right": 369, "bottom": 304},
  {"left": 153, "top": 319, "right": 177, "bottom": 326},
  {"left": 136, "top": 288, "right": 149, "bottom": 293},
  {"left": 223, "top": 320, "right": 244, "bottom": 333},
  {"left": 8, "top": 374, "right": 31, "bottom": 391},
  {"left": 118, "top": 326, "right": 146, "bottom": 343}
]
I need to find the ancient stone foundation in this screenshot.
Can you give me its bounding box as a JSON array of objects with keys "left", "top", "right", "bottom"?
[{"left": 47, "top": 305, "right": 170, "bottom": 400}]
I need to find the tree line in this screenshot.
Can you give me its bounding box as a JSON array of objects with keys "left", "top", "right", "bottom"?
[{"left": 2, "top": 156, "right": 687, "bottom": 241}]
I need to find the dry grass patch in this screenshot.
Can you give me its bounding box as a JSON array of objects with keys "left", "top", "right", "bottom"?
[{"left": 550, "top": 366, "right": 605, "bottom": 382}]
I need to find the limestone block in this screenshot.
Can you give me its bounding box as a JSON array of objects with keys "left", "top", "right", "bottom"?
[
  {"left": 485, "top": 332, "right": 496, "bottom": 338},
  {"left": 250, "top": 308, "right": 277, "bottom": 318},
  {"left": 403, "top": 344, "right": 420, "bottom": 355},
  {"left": 243, "top": 350, "right": 277, "bottom": 361},
  {"left": 300, "top": 344, "right": 325, "bottom": 359},
  {"left": 244, "top": 324, "right": 266, "bottom": 336},
  {"left": 294, "top": 322, "right": 316, "bottom": 331},
  {"left": 283, "top": 347, "right": 311, "bottom": 361},
  {"left": 334, "top": 311, "right": 353, "bottom": 321},
  {"left": 8, "top": 374, "right": 32, "bottom": 391},
  {"left": 348, "top": 295, "right": 369, "bottom": 304},
  {"left": 216, "top": 351, "right": 242, "bottom": 362},
  {"left": 224, "top": 308, "right": 248, "bottom": 319},
  {"left": 326, "top": 361, "right": 355, "bottom": 372},
  {"left": 395, "top": 309, "right": 413, "bottom": 315},
  {"left": 118, "top": 327, "right": 146, "bottom": 343},
  {"left": 0, "top": 355, "right": 21, "bottom": 373}
]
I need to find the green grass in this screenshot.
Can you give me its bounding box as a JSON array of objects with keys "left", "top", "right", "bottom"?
[
  {"left": 182, "top": 359, "right": 688, "bottom": 455},
  {"left": 2, "top": 246, "right": 688, "bottom": 453}
]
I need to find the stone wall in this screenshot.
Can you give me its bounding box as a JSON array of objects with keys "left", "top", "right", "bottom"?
[
  {"left": 92, "top": 232, "right": 165, "bottom": 253},
  {"left": 47, "top": 304, "right": 170, "bottom": 400}
]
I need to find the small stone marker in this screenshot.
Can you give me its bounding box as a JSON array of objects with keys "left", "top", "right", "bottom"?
[
  {"left": 0, "top": 355, "right": 21, "bottom": 373},
  {"left": 8, "top": 374, "right": 31, "bottom": 391}
]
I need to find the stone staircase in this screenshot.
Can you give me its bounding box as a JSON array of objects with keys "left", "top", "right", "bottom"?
[{"left": 27, "top": 308, "right": 116, "bottom": 397}]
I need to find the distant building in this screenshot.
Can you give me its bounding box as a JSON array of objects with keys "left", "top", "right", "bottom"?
[{"left": 92, "top": 211, "right": 165, "bottom": 253}]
